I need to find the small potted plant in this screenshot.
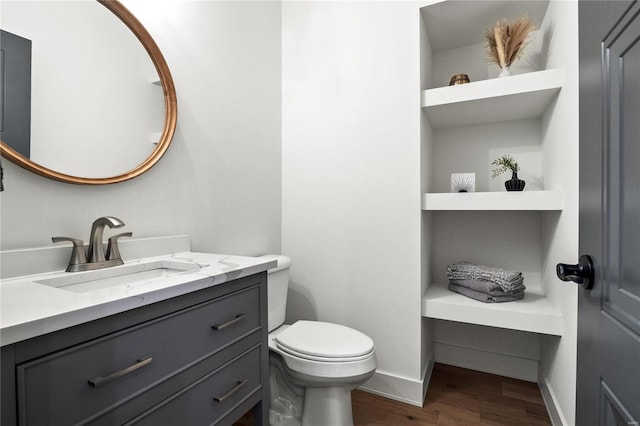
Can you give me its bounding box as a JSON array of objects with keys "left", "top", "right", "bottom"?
[{"left": 491, "top": 154, "right": 525, "bottom": 191}]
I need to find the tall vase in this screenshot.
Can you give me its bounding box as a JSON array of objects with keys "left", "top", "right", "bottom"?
[
  {"left": 498, "top": 66, "right": 512, "bottom": 78},
  {"left": 505, "top": 171, "right": 525, "bottom": 191}
]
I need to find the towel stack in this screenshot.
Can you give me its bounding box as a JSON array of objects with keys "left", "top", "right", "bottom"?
[{"left": 446, "top": 262, "right": 525, "bottom": 303}]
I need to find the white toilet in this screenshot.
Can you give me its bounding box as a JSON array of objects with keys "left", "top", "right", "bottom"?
[{"left": 261, "top": 255, "right": 377, "bottom": 426}]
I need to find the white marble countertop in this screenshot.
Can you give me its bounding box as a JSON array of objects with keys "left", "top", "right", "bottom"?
[{"left": 0, "top": 252, "right": 276, "bottom": 347}]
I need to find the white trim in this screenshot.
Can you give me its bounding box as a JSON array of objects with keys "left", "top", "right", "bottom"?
[
  {"left": 422, "top": 359, "right": 434, "bottom": 404},
  {"left": 358, "top": 369, "right": 427, "bottom": 407},
  {"left": 434, "top": 342, "right": 538, "bottom": 382},
  {"left": 538, "top": 374, "right": 568, "bottom": 426}
]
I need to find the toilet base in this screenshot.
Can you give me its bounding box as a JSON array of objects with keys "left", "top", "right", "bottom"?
[
  {"left": 268, "top": 324, "right": 376, "bottom": 426},
  {"left": 269, "top": 353, "right": 303, "bottom": 426},
  {"left": 301, "top": 387, "right": 354, "bottom": 426}
]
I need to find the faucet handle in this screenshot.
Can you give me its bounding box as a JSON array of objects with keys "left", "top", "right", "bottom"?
[
  {"left": 52, "top": 237, "right": 87, "bottom": 271},
  {"left": 106, "top": 232, "right": 132, "bottom": 262}
]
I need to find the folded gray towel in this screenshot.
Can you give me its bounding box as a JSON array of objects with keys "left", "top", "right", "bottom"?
[
  {"left": 449, "top": 279, "right": 525, "bottom": 296},
  {"left": 448, "top": 283, "right": 524, "bottom": 303},
  {"left": 447, "top": 262, "right": 523, "bottom": 292}
]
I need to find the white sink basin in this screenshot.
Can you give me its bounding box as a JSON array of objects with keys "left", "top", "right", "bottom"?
[{"left": 35, "top": 260, "right": 204, "bottom": 293}]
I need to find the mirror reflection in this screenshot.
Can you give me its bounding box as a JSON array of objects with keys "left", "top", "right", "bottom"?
[{"left": 1, "top": 1, "right": 165, "bottom": 179}]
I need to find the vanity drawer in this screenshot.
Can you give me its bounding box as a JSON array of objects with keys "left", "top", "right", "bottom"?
[
  {"left": 16, "top": 285, "right": 261, "bottom": 426},
  {"left": 128, "top": 345, "right": 262, "bottom": 426}
]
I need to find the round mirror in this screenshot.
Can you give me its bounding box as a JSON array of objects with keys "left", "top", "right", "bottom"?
[{"left": 0, "top": 0, "right": 177, "bottom": 185}]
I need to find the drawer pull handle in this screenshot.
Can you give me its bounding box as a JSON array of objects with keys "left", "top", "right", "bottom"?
[
  {"left": 213, "top": 379, "right": 248, "bottom": 403},
  {"left": 211, "top": 313, "right": 246, "bottom": 331},
  {"left": 88, "top": 356, "right": 153, "bottom": 388}
]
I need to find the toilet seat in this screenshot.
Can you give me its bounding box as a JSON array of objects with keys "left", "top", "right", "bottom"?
[
  {"left": 274, "top": 320, "right": 374, "bottom": 361},
  {"left": 269, "top": 321, "right": 377, "bottom": 379},
  {"left": 276, "top": 344, "right": 374, "bottom": 363}
]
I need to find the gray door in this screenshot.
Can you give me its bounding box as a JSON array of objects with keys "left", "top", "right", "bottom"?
[
  {"left": 569, "top": 1, "right": 640, "bottom": 424},
  {"left": 0, "top": 29, "right": 31, "bottom": 158}
]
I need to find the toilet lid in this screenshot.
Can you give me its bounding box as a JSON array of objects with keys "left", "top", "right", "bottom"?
[{"left": 274, "top": 320, "right": 374, "bottom": 359}]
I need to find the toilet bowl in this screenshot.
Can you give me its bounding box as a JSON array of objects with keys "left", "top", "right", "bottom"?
[{"left": 261, "top": 255, "right": 377, "bottom": 426}]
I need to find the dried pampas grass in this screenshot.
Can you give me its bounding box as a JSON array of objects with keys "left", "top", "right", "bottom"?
[{"left": 485, "top": 16, "right": 535, "bottom": 69}]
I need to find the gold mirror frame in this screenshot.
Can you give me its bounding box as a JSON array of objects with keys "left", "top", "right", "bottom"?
[{"left": 0, "top": 0, "right": 177, "bottom": 185}]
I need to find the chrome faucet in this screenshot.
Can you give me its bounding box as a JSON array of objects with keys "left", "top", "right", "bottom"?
[
  {"left": 53, "top": 216, "right": 132, "bottom": 272},
  {"left": 87, "top": 216, "right": 124, "bottom": 263}
]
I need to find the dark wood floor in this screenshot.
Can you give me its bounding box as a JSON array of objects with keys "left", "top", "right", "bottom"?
[
  {"left": 236, "top": 363, "right": 551, "bottom": 425},
  {"left": 352, "top": 363, "right": 550, "bottom": 425}
]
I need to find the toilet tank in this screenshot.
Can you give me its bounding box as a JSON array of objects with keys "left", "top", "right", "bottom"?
[{"left": 260, "top": 255, "right": 292, "bottom": 332}]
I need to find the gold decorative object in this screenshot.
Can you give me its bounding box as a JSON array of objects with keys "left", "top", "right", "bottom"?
[{"left": 449, "top": 74, "right": 470, "bottom": 86}]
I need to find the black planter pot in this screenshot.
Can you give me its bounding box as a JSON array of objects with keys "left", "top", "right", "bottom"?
[{"left": 505, "top": 171, "right": 525, "bottom": 191}]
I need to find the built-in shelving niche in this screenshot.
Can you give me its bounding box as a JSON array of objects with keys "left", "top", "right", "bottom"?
[
  {"left": 420, "top": 70, "right": 565, "bottom": 333},
  {"left": 420, "top": 0, "right": 578, "bottom": 389}
]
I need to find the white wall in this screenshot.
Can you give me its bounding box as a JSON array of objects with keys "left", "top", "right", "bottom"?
[
  {"left": 1, "top": 1, "right": 282, "bottom": 259},
  {"left": 538, "top": 1, "right": 580, "bottom": 425},
  {"left": 281, "top": 1, "right": 424, "bottom": 404},
  {"left": 419, "top": 11, "right": 435, "bottom": 395},
  {"left": 430, "top": 119, "right": 544, "bottom": 193},
  {"left": 434, "top": 320, "right": 542, "bottom": 381}
]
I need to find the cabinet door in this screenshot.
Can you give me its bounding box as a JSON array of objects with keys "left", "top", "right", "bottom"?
[
  {"left": 16, "top": 286, "right": 260, "bottom": 425},
  {"left": 127, "top": 346, "right": 262, "bottom": 426}
]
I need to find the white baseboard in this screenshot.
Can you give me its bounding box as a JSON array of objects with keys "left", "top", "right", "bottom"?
[
  {"left": 359, "top": 346, "right": 564, "bottom": 426},
  {"left": 422, "top": 358, "right": 435, "bottom": 404},
  {"left": 358, "top": 368, "right": 428, "bottom": 407},
  {"left": 358, "top": 352, "right": 566, "bottom": 426},
  {"left": 434, "top": 342, "right": 538, "bottom": 382},
  {"left": 538, "top": 374, "right": 567, "bottom": 426}
]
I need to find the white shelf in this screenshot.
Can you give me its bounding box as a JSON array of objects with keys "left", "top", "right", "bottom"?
[
  {"left": 422, "top": 190, "right": 564, "bottom": 211},
  {"left": 422, "top": 283, "right": 563, "bottom": 336},
  {"left": 421, "top": 69, "right": 563, "bottom": 129}
]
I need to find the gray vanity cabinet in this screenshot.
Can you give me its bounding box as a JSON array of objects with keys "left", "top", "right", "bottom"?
[{"left": 1, "top": 273, "right": 269, "bottom": 425}]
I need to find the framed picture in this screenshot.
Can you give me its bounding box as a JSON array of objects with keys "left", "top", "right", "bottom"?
[{"left": 451, "top": 173, "right": 475, "bottom": 193}]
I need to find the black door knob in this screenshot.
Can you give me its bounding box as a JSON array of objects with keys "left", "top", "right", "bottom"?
[{"left": 556, "top": 255, "right": 594, "bottom": 290}]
